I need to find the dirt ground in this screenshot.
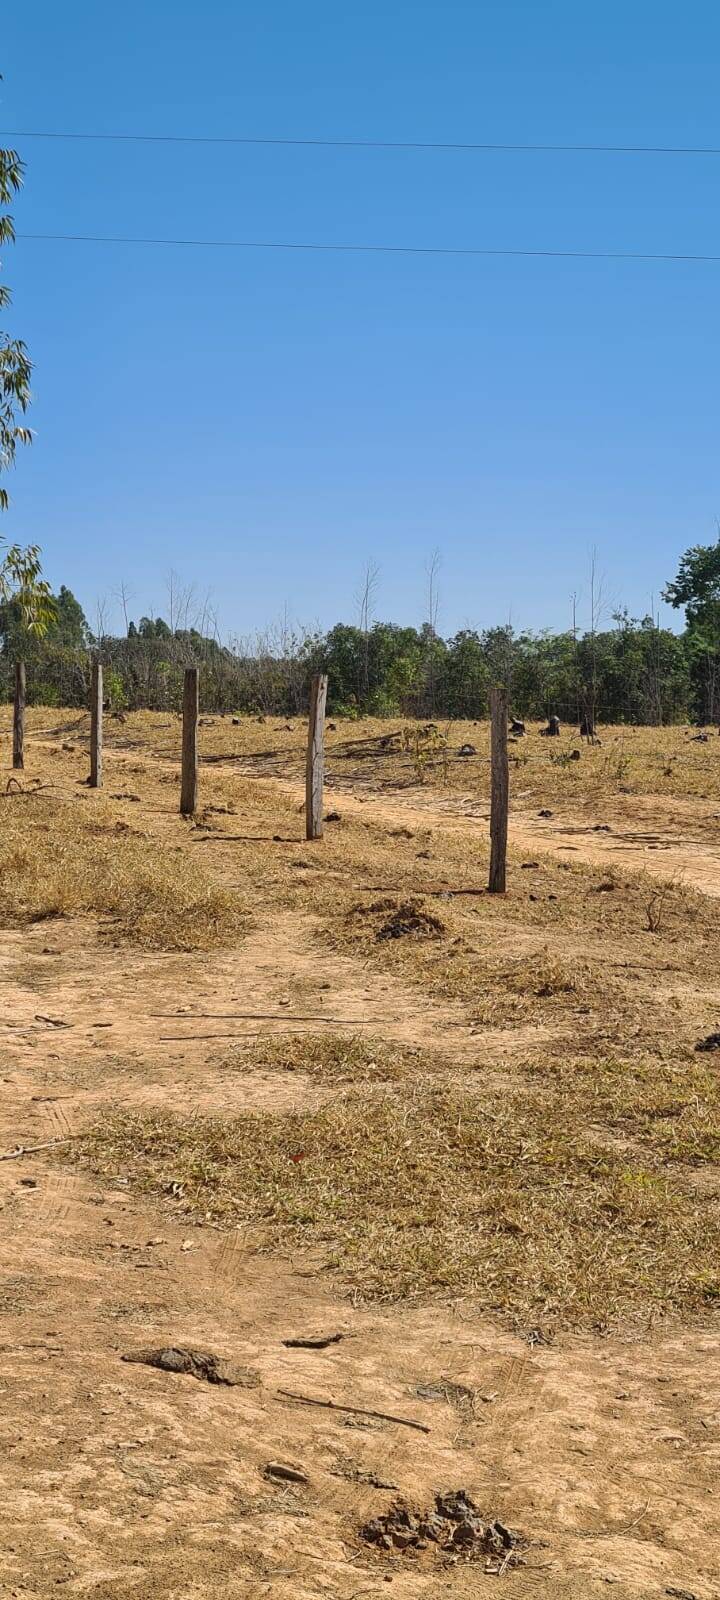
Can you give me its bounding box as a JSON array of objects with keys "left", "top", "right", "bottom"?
[{"left": 1, "top": 710, "right": 719, "bottom": 1599}]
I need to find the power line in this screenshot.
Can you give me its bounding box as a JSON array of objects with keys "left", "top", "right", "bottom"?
[
  {"left": 3, "top": 128, "right": 720, "bottom": 156},
  {"left": 15, "top": 231, "right": 720, "bottom": 263}
]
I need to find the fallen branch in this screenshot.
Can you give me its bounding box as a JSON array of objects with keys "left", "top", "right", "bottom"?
[
  {"left": 151, "top": 1011, "right": 381, "bottom": 1024},
  {"left": 352, "top": 884, "right": 487, "bottom": 897},
  {"left": 2, "top": 779, "right": 55, "bottom": 798},
  {"left": 159, "top": 1032, "right": 263, "bottom": 1042},
  {"left": 277, "top": 1388, "right": 430, "bottom": 1434},
  {"left": 328, "top": 729, "right": 403, "bottom": 753},
  {"left": 283, "top": 1332, "right": 345, "bottom": 1349},
  {"left": 157, "top": 1028, "right": 371, "bottom": 1042},
  {"left": 0, "top": 1138, "right": 73, "bottom": 1161}
]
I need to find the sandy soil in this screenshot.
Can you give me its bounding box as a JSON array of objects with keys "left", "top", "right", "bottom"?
[{"left": 1, "top": 727, "right": 719, "bottom": 1599}]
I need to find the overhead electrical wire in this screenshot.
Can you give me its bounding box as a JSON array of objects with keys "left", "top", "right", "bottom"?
[
  {"left": 3, "top": 128, "right": 720, "bottom": 156},
  {"left": 15, "top": 231, "right": 720, "bottom": 263}
]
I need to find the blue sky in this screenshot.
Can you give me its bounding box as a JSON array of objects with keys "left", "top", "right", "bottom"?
[{"left": 1, "top": 1, "right": 719, "bottom": 639}]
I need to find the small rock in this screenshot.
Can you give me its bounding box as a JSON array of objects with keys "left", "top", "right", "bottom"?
[{"left": 265, "top": 1460, "right": 309, "bottom": 1485}]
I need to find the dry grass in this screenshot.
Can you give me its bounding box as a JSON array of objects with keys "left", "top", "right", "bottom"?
[
  {"left": 0, "top": 792, "right": 248, "bottom": 950},
  {"left": 221, "top": 1031, "right": 433, "bottom": 1083},
  {"left": 6, "top": 705, "right": 720, "bottom": 809},
  {"left": 324, "top": 863, "right": 720, "bottom": 1053},
  {"left": 93, "top": 710, "right": 720, "bottom": 809},
  {"left": 6, "top": 706, "right": 720, "bottom": 1331},
  {"left": 526, "top": 1047, "right": 720, "bottom": 1167},
  {"left": 76, "top": 1073, "right": 720, "bottom": 1326}
]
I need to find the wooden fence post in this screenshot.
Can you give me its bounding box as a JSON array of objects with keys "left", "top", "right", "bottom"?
[
  {"left": 13, "top": 661, "right": 25, "bottom": 771},
  {"left": 488, "top": 685, "right": 509, "bottom": 894},
  {"left": 180, "top": 667, "right": 199, "bottom": 816},
  {"left": 305, "top": 674, "right": 328, "bottom": 840},
  {"left": 90, "top": 658, "right": 103, "bottom": 788}
]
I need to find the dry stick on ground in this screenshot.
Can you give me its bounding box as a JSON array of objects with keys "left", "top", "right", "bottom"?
[
  {"left": 157, "top": 1027, "right": 376, "bottom": 1041},
  {"left": 488, "top": 685, "right": 509, "bottom": 894},
  {"left": 159, "top": 1031, "right": 262, "bottom": 1042},
  {"left": 1, "top": 780, "right": 54, "bottom": 798},
  {"left": 352, "top": 884, "right": 488, "bottom": 896},
  {"left": 0, "top": 1138, "right": 73, "bottom": 1161},
  {"left": 89, "top": 657, "right": 103, "bottom": 788},
  {"left": 13, "top": 660, "right": 26, "bottom": 771},
  {"left": 277, "top": 1389, "right": 431, "bottom": 1434},
  {"left": 150, "top": 1011, "right": 386, "bottom": 1023},
  {"left": 306, "top": 674, "right": 328, "bottom": 841},
  {"left": 180, "top": 666, "right": 199, "bottom": 816},
  {"left": 328, "top": 729, "right": 403, "bottom": 752}
]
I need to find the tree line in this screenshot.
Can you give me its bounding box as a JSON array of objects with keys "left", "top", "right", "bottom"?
[{"left": 2, "top": 535, "right": 720, "bottom": 724}]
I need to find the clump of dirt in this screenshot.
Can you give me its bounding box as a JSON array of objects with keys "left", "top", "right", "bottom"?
[
  {"left": 375, "top": 898, "right": 446, "bottom": 942},
  {"left": 360, "top": 1490, "right": 524, "bottom": 1569},
  {"left": 695, "top": 1033, "right": 720, "bottom": 1053},
  {"left": 121, "top": 1346, "right": 259, "bottom": 1387}
]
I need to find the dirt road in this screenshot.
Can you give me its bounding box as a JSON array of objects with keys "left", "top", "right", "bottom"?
[{"left": 1, "top": 740, "right": 719, "bottom": 1598}]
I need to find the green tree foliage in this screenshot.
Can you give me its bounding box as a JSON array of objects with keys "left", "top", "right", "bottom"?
[
  {"left": 663, "top": 534, "right": 720, "bottom": 720},
  {"left": 0, "top": 130, "right": 54, "bottom": 635},
  {"left": 0, "top": 143, "right": 31, "bottom": 511},
  {"left": 55, "top": 585, "right": 89, "bottom": 648},
  {"left": 0, "top": 599, "right": 698, "bottom": 722}
]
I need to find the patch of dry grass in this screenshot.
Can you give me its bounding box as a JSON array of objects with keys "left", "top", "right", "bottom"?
[
  {"left": 75, "top": 1077, "right": 720, "bottom": 1326},
  {"left": 312, "top": 850, "right": 720, "bottom": 1055},
  {"left": 7, "top": 705, "right": 720, "bottom": 810},
  {"left": 0, "top": 793, "right": 248, "bottom": 950},
  {"left": 526, "top": 1048, "right": 720, "bottom": 1167},
  {"left": 105, "top": 710, "right": 720, "bottom": 808},
  {"left": 221, "top": 1031, "right": 432, "bottom": 1083}
]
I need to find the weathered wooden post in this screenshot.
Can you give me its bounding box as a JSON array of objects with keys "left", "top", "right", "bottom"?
[
  {"left": 305, "top": 674, "right": 328, "bottom": 840},
  {"left": 13, "top": 661, "right": 26, "bottom": 770},
  {"left": 488, "top": 685, "right": 509, "bottom": 894},
  {"left": 89, "top": 658, "right": 103, "bottom": 788},
  {"left": 180, "top": 666, "right": 199, "bottom": 816}
]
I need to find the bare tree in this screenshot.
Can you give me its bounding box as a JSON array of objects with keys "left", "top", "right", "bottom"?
[
  {"left": 166, "top": 570, "right": 199, "bottom": 637},
  {"left": 426, "top": 547, "right": 441, "bottom": 633},
  {"left": 94, "top": 594, "right": 110, "bottom": 656},
  {"left": 356, "top": 558, "right": 380, "bottom": 702},
  {"left": 586, "top": 547, "right": 607, "bottom": 731},
  {"left": 570, "top": 589, "right": 581, "bottom": 724},
  {"left": 114, "top": 579, "right": 134, "bottom": 637},
  {"left": 424, "top": 548, "right": 442, "bottom": 715}
]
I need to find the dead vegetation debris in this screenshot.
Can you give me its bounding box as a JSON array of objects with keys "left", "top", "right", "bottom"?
[
  {"left": 121, "top": 1346, "right": 260, "bottom": 1387},
  {"left": 361, "top": 1490, "right": 524, "bottom": 1570},
  {"left": 695, "top": 1033, "right": 720, "bottom": 1053},
  {"left": 368, "top": 897, "right": 447, "bottom": 942}
]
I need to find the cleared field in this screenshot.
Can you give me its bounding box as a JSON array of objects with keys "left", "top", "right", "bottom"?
[{"left": 1, "top": 706, "right": 720, "bottom": 1598}]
